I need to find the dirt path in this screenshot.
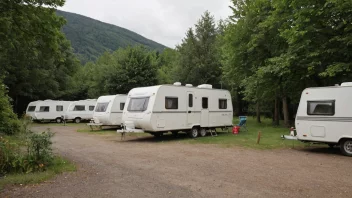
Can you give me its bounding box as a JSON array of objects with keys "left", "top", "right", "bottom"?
[{"left": 2, "top": 126, "right": 352, "bottom": 198}]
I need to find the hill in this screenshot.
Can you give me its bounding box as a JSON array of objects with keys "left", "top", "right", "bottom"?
[{"left": 56, "top": 10, "right": 167, "bottom": 63}]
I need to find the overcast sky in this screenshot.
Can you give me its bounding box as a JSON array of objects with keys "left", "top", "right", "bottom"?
[{"left": 60, "top": 0, "right": 232, "bottom": 48}]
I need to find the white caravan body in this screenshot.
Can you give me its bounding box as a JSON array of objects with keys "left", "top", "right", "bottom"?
[
  {"left": 26, "top": 100, "right": 42, "bottom": 119},
  {"left": 92, "top": 95, "right": 127, "bottom": 126},
  {"left": 33, "top": 100, "right": 72, "bottom": 122},
  {"left": 296, "top": 85, "right": 352, "bottom": 144},
  {"left": 65, "top": 99, "right": 97, "bottom": 123},
  {"left": 121, "top": 84, "right": 233, "bottom": 135}
]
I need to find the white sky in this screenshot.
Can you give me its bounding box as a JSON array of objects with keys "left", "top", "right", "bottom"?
[{"left": 60, "top": 0, "right": 232, "bottom": 48}]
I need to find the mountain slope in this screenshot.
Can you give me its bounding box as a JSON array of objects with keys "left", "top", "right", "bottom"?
[{"left": 56, "top": 10, "right": 167, "bottom": 63}]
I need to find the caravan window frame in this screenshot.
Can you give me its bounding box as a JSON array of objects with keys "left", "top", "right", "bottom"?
[
  {"left": 89, "top": 106, "right": 95, "bottom": 111},
  {"left": 56, "top": 105, "right": 64, "bottom": 112},
  {"left": 27, "top": 106, "right": 36, "bottom": 112},
  {"left": 127, "top": 97, "right": 150, "bottom": 112},
  {"left": 165, "top": 97, "right": 178, "bottom": 109},
  {"left": 120, "top": 103, "right": 125, "bottom": 110},
  {"left": 202, "top": 97, "right": 208, "bottom": 109},
  {"left": 73, "top": 105, "right": 86, "bottom": 111},
  {"left": 39, "top": 106, "right": 50, "bottom": 112},
  {"left": 307, "top": 100, "right": 335, "bottom": 116},
  {"left": 219, "top": 99, "right": 227, "bottom": 109}
]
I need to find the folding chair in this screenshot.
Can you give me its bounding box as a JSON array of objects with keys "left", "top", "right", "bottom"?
[{"left": 237, "top": 116, "right": 248, "bottom": 132}]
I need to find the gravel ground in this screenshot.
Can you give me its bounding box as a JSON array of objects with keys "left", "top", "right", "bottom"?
[{"left": 1, "top": 126, "right": 352, "bottom": 198}]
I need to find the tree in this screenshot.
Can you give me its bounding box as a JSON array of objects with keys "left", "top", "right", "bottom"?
[
  {"left": 174, "top": 11, "right": 222, "bottom": 86},
  {"left": 0, "top": 80, "right": 20, "bottom": 135},
  {"left": 0, "top": 0, "right": 79, "bottom": 114}
]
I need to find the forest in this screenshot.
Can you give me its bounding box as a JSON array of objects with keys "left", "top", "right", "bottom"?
[{"left": 1, "top": 0, "right": 352, "bottom": 128}]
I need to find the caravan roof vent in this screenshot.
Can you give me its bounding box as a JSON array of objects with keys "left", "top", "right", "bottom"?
[
  {"left": 197, "top": 84, "right": 213, "bottom": 89},
  {"left": 185, "top": 84, "right": 193, "bottom": 87},
  {"left": 341, "top": 82, "right": 352, "bottom": 87},
  {"left": 173, "top": 82, "right": 182, "bottom": 86}
]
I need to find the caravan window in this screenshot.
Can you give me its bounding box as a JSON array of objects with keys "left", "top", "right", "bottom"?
[
  {"left": 56, "top": 105, "right": 63, "bottom": 112},
  {"left": 73, "top": 105, "right": 85, "bottom": 111},
  {"left": 202, "top": 97, "right": 208, "bottom": 109},
  {"left": 188, "top": 94, "right": 193, "bottom": 107},
  {"left": 307, "top": 100, "right": 335, "bottom": 116},
  {"left": 120, "top": 103, "right": 125, "bottom": 110},
  {"left": 95, "top": 103, "right": 109, "bottom": 112},
  {"left": 127, "top": 97, "right": 149, "bottom": 112},
  {"left": 27, "top": 106, "right": 36, "bottom": 112},
  {"left": 219, "top": 99, "right": 227, "bottom": 109},
  {"left": 89, "top": 106, "right": 95, "bottom": 111},
  {"left": 165, "top": 97, "right": 178, "bottom": 109},
  {"left": 39, "top": 106, "right": 50, "bottom": 112}
]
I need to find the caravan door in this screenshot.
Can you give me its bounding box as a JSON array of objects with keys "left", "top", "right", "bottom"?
[
  {"left": 201, "top": 97, "right": 209, "bottom": 127},
  {"left": 187, "top": 91, "right": 198, "bottom": 127}
]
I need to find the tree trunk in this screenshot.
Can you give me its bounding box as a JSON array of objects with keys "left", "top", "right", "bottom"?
[
  {"left": 282, "top": 96, "right": 289, "bottom": 127},
  {"left": 256, "top": 101, "right": 261, "bottom": 123},
  {"left": 274, "top": 97, "right": 279, "bottom": 126}
]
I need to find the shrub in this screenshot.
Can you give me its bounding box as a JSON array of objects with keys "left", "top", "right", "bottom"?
[
  {"left": 0, "top": 130, "right": 55, "bottom": 175},
  {"left": 0, "top": 82, "right": 20, "bottom": 135}
]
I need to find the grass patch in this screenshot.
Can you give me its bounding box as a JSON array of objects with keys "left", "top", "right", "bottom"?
[
  {"left": 181, "top": 117, "right": 310, "bottom": 149},
  {"left": 0, "top": 156, "right": 76, "bottom": 190},
  {"left": 31, "top": 122, "right": 86, "bottom": 127}
]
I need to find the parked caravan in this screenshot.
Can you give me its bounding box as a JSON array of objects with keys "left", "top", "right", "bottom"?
[
  {"left": 65, "top": 99, "right": 97, "bottom": 123},
  {"left": 295, "top": 82, "right": 352, "bottom": 156},
  {"left": 119, "top": 83, "right": 233, "bottom": 138},
  {"left": 25, "top": 100, "right": 42, "bottom": 119},
  {"left": 33, "top": 100, "right": 72, "bottom": 123},
  {"left": 90, "top": 95, "right": 127, "bottom": 127}
]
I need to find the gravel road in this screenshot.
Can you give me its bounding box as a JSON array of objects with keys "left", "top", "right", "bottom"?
[{"left": 2, "top": 126, "right": 352, "bottom": 198}]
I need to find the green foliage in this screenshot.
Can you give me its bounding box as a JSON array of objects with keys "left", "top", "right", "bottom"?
[
  {"left": 70, "top": 46, "right": 159, "bottom": 98},
  {"left": 0, "top": 1, "right": 80, "bottom": 114},
  {"left": 0, "top": 81, "right": 20, "bottom": 135},
  {"left": 0, "top": 130, "right": 54, "bottom": 175},
  {"left": 174, "top": 11, "right": 222, "bottom": 86},
  {"left": 56, "top": 10, "right": 167, "bottom": 64}
]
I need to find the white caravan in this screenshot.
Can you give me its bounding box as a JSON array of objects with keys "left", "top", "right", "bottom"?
[
  {"left": 120, "top": 83, "right": 233, "bottom": 138},
  {"left": 90, "top": 95, "right": 127, "bottom": 126},
  {"left": 25, "top": 100, "right": 42, "bottom": 119},
  {"left": 33, "top": 100, "right": 72, "bottom": 123},
  {"left": 295, "top": 82, "right": 352, "bottom": 156},
  {"left": 65, "top": 99, "right": 97, "bottom": 123}
]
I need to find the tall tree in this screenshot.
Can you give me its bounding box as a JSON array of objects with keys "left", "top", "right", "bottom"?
[
  {"left": 174, "top": 11, "right": 222, "bottom": 86},
  {"left": 0, "top": 0, "right": 79, "bottom": 114}
]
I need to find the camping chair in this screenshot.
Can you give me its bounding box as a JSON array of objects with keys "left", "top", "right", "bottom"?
[{"left": 237, "top": 116, "right": 248, "bottom": 132}]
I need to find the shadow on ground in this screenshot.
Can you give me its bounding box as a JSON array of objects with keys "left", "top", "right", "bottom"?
[
  {"left": 298, "top": 146, "right": 343, "bottom": 156},
  {"left": 119, "top": 132, "right": 230, "bottom": 143}
]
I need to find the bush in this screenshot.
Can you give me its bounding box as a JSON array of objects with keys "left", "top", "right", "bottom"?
[
  {"left": 0, "top": 130, "right": 55, "bottom": 175},
  {"left": 0, "top": 82, "right": 20, "bottom": 135}
]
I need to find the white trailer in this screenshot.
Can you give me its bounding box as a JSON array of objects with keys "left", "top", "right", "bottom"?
[
  {"left": 33, "top": 100, "right": 72, "bottom": 123},
  {"left": 295, "top": 82, "right": 352, "bottom": 156},
  {"left": 119, "top": 83, "right": 233, "bottom": 138},
  {"left": 64, "top": 99, "right": 97, "bottom": 123},
  {"left": 25, "top": 100, "right": 42, "bottom": 119},
  {"left": 89, "top": 95, "right": 127, "bottom": 127}
]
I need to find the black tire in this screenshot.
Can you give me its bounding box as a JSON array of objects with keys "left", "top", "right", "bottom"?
[
  {"left": 74, "top": 117, "right": 81, "bottom": 123},
  {"left": 340, "top": 139, "right": 352, "bottom": 156},
  {"left": 172, "top": 131, "right": 178, "bottom": 137},
  {"left": 56, "top": 118, "right": 62, "bottom": 123},
  {"left": 199, "top": 128, "right": 207, "bottom": 137},
  {"left": 189, "top": 127, "right": 199, "bottom": 138},
  {"left": 152, "top": 133, "right": 163, "bottom": 138}
]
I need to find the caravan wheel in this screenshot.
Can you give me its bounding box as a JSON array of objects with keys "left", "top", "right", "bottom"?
[
  {"left": 56, "top": 118, "right": 62, "bottom": 123},
  {"left": 340, "top": 139, "right": 352, "bottom": 156},
  {"left": 74, "top": 117, "right": 81, "bottom": 123},
  {"left": 199, "top": 128, "right": 207, "bottom": 137},
  {"left": 189, "top": 127, "right": 199, "bottom": 138}
]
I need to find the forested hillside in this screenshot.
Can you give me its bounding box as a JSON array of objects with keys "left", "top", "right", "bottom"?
[{"left": 56, "top": 10, "right": 167, "bottom": 63}]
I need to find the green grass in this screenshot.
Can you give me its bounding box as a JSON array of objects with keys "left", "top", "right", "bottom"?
[
  {"left": 0, "top": 157, "right": 76, "bottom": 190},
  {"left": 181, "top": 117, "right": 309, "bottom": 149},
  {"left": 31, "top": 122, "right": 86, "bottom": 127}
]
